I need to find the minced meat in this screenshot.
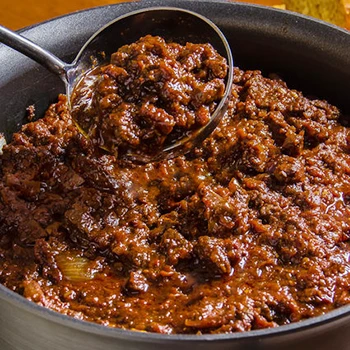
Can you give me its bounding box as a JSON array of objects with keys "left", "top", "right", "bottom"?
[
  {"left": 70, "top": 35, "right": 227, "bottom": 160},
  {"left": 0, "top": 66, "right": 349, "bottom": 334}
]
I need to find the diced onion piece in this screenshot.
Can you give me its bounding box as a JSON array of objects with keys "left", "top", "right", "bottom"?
[
  {"left": 56, "top": 253, "right": 97, "bottom": 282},
  {"left": 0, "top": 133, "right": 6, "bottom": 155}
]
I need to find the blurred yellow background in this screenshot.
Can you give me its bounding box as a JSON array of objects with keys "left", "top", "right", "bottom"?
[{"left": 1, "top": 0, "right": 281, "bottom": 30}]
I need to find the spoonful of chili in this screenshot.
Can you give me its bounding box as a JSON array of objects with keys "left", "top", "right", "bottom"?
[{"left": 0, "top": 7, "right": 233, "bottom": 162}]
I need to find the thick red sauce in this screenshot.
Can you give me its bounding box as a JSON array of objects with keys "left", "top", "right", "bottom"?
[{"left": 0, "top": 45, "right": 349, "bottom": 334}]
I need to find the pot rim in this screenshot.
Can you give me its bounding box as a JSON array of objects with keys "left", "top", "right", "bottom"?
[
  {"left": 2, "top": 282, "right": 350, "bottom": 341},
  {"left": 1, "top": 0, "right": 350, "bottom": 343}
]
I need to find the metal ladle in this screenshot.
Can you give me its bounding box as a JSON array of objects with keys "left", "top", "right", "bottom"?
[{"left": 0, "top": 7, "right": 233, "bottom": 162}]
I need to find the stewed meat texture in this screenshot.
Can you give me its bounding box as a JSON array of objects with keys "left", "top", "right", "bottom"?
[
  {"left": 0, "top": 57, "right": 349, "bottom": 333},
  {"left": 70, "top": 35, "right": 227, "bottom": 159}
]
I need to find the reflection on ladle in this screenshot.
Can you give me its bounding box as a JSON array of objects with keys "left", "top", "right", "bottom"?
[{"left": 0, "top": 7, "right": 233, "bottom": 162}]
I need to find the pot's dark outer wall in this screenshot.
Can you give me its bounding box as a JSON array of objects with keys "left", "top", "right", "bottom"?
[{"left": 0, "top": 1, "right": 350, "bottom": 349}]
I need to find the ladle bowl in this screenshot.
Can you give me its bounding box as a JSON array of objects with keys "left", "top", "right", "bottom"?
[{"left": 0, "top": 7, "right": 234, "bottom": 161}]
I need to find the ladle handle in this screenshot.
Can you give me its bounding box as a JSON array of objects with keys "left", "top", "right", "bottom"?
[{"left": 0, "top": 25, "right": 68, "bottom": 81}]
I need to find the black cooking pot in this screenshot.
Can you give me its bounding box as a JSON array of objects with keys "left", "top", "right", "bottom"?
[{"left": 1, "top": 1, "right": 350, "bottom": 349}]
